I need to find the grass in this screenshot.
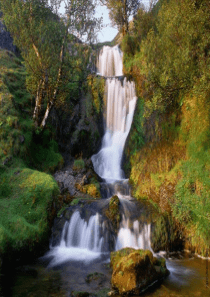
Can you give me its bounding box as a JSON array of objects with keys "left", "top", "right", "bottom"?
[{"left": 128, "top": 84, "right": 210, "bottom": 254}]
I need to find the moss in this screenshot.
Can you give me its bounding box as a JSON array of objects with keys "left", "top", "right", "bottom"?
[
  {"left": 75, "top": 174, "right": 101, "bottom": 199},
  {"left": 73, "top": 158, "right": 85, "bottom": 170},
  {"left": 70, "top": 198, "right": 80, "bottom": 206},
  {"left": 0, "top": 166, "right": 59, "bottom": 255},
  {"left": 105, "top": 195, "right": 120, "bottom": 232},
  {"left": 110, "top": 247, "right": 136, "bottom": 268},
  {"left": 85, "top": 272, "right": 105, "bottom": 283},
  {"left": 86, "top": 74, "right": 104, "bottom": 116},
  {"left": 0, "top": 50, "right": 33, "bottom": 165},
  {"left": 110, "top": 248, "right": 169, "bottom": 295}
]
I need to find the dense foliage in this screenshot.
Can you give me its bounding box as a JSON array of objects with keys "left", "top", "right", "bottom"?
[
  {"left": 0, "top": 0, "right": 104, "bottom": 262},
  {"left": 0, "top": 51, "right": 62, "bottom": 259},
  {"left": 0, "top": 0, "right": 101, "bottom": 129},
  {"left": 123, "top": 0, "right": 210, "bottom": 253}
]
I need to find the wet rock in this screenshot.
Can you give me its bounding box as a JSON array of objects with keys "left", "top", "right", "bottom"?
[
  {"left": 85, "top": 272, "right": 107, "bottom": 285},
  {"left": 110, "top": 248, "right": 169, "bottom": 295},
  {"left": 54, "top": 159, "right": 102, "bottom": 199},
  {"left": 15, "top": 266, "right": 38, "bottom": 278},
  {"left": 50, "top": 216, "right": 67, "bottom": 246},
  {"left": 0, "top": 12, "right": 19, "bottom": 55},
  {"left": 71, "top": 291, "right": 96, "bottom": 297},
  {"left": 54, "top": 170, "right": 76, "bottom": 196},
  {"left": 105, "top": 195, "right": 121, "bottom": 234},
  {"left": 151, "top": 215, "right": 183, "bottom": 253}
]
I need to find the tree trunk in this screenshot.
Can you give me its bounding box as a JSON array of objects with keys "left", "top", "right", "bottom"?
[
  {"left": 33, "top": 79, "right": 45, "bottom": 127},
  {"left": 40, "top": 29, "right": 67, "bottom": 129},
  {"left": 123, "top": 0, "right": 128, "bottom": 35}
]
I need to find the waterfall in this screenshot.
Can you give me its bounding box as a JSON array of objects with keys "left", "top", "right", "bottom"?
[
  {"left": 45, "top": 46, "right": 152, "bottom": 268},
  {"left": 116, "top": 216, "right": 152, "bottom": 251},
  {"left": 92, "top": 45, "right": 137, "bottom": 182},
  {"left": 45, "top": 211, "right": 105, "bottom": 266}
]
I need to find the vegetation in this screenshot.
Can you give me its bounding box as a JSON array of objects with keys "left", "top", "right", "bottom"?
[
  {"left": 0, "top": 50, "right": 63, "bottom": 260},
  {"left": 101, "top": 0, "right": 141, "bottom": 35},
  {"left": 105, "top": 195, "right": 120, "bottom": 232},
  {"left": 0, "top": 167, "right": 59, "bottom": 254},
  {"left": 0, "top": 0, "right": 101, "bottom": 129},
  {"left": 0, "top": 0, "right": 105, "bottom": 263},
  {"left": 121, "top": 0, "right": 210, "bottom": 254},
  {"left": 73, "top": 158, "right": 85, "bottom": 170},
  {"left": 87, "top": 75, "right": 105, "bottom": 115}
]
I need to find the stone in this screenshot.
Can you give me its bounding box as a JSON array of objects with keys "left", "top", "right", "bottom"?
[
  {"left": 71, "top": 291, "right": 91, "bottom": 297},
  {"left": 105, "top": 195, "right": 120, "bottom": 233},
  {"left": 0, "top": 12, "right": 19, "bottom": 54},
  {"left": 110, "top": 248, "right": 169, "bottom": 295},
  {"left": 85, "top": 272, "right": 106, "bottom": 285}
]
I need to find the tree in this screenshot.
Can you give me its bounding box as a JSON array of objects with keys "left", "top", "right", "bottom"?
[
  {"left": 101, "top": 0, "right": 141, "bottom": 35},
  {"left": 0, "top": 0, "right": 101, "bottom": 129}
]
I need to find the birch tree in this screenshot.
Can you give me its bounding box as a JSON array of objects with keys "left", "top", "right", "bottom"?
[{"left": 0, "top": 0, "right": 101, "bottom": 129}]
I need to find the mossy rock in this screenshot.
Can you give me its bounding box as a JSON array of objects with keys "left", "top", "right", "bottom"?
[
  {"left": 110, "top": 248, "right": 169, "bottom": 295},
  {"left": 85, "top": 272, "right": 105, "bottom": 283},
  {"left": 105, "top": 195, "right": 121, "bottom": 233},
  {"left": 75, "top": 183, "right": 101, "bottom": 198},
  {"left": 0, "top": 167, "right": 60, "bottom": 257}
]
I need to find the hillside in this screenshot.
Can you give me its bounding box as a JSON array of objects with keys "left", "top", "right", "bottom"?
[{"left": 122, "top": 0, "right": 210, "bottom": 255}]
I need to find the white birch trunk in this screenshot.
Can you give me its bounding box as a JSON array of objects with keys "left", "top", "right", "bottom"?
[{"left": 40, "top": 33, "right": 66, "bottom": 129}]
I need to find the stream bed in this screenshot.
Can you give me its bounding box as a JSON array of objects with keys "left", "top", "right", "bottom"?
[{"left": 2, "top": 251, "right": 209, "bottom": 297}]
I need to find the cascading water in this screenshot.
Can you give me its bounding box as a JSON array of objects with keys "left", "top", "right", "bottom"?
[
  {"left": 92, "top": 45, "right": 137, "bottom": 182},
  {"left": 45, "top": 45, "right": 152, "bottom": 267}
]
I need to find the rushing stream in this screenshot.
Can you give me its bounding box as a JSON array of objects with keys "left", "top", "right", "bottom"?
[{"left": 5, "top": 45, "right": 209, "bottom": 297}]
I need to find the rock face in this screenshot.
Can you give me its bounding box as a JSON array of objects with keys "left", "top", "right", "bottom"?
[
  {"left": 54, "top": 158, "right": 101, "bottom": 198},
  {"left": 0, "top": 12, "right": 18, "bottom": 54},
  {"left": 51, "top": 93, "right": 104, "bottom": 165},
  {"left": 110, "top": 248, "right": 169, "bottom": 295},
  {"left": 105, "top": 195, "right": 121, "bottom": 234}
]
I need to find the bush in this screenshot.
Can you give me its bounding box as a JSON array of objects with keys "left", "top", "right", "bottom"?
[{"left": 73, "top": 158, "right": 85, "bottom": 170}]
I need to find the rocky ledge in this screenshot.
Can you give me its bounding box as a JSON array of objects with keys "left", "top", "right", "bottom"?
[
  {"left": 109, "top": 248, "right": 169, "bottom": 296},
  {"left": 54, "top": 158, "right": 102, "bottom": 199}
]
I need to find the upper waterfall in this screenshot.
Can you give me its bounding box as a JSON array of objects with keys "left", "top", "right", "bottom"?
[
  {"left": 97, "top": 45, "right": 123, "bottom": 77},
  {"left": 92, "top": 45, "right": 137, "bottom": 182}
]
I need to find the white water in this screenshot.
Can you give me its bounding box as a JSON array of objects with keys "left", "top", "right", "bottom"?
[
  {"left": 92, "top": 45, "right": 137, "bottom": 182},
  {"left": 45, "top": 46, "right": 152, "bottom": 267},
  {"left": 60, "top": 211, "right": 103, "bottom": 251},
  {"left": 96, "top": 45, "right": 123, "bottom": 77},
  {"left": 116, "top": 216, "right": 152, "bottom": 251},
  {"left": 46, "top": 211, "right": 104, "bottom": 266}
]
